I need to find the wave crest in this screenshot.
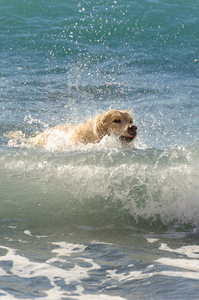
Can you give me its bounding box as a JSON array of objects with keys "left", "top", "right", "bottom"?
[{"left": 1, "top": 142, "right": 199, "bottom": 227}]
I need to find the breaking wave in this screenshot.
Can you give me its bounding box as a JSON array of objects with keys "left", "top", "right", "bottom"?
[{"left": 1, "top": 135, "right": 199, "bottom": 228}]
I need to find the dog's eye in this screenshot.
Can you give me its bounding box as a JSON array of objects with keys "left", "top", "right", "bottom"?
[
  {"left": 114, "top": 119, "right": 121, "bottom": 123},
  {"left": 130, "top": 120, "right": 133, "bottom": 124}
]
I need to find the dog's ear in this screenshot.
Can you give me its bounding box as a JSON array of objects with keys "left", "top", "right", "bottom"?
[{"left": 93, "top": 112, "right": 109, "bottom": 139}]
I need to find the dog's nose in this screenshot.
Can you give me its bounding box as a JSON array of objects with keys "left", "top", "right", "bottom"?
[{"left": 127, "top": 125, "right": 137, "bottom": 135}]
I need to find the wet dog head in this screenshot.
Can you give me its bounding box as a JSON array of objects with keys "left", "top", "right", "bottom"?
[{"left": 94, "top": 110, "right": 137, "bottom": 143}]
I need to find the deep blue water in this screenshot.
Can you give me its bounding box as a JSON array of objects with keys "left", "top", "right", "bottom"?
[{"left": 1, "top": 1, "right": 199, "bottom": 299}]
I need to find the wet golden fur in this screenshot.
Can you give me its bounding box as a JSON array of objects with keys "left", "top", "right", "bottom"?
[{"left": 31, "top": 109, "right": 137, "bottom": 146}]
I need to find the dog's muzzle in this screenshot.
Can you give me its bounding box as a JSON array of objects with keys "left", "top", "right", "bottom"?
[
  {"left": 127, "top": 125, "right": 137, "bottom": 136},
  {"left": 119, "top": 125, "right": 137, "bottom": 143}
]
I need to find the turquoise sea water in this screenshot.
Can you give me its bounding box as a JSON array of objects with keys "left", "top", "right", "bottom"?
[{"left": 1, "top": 1, "right": 199, "bottom": 299}]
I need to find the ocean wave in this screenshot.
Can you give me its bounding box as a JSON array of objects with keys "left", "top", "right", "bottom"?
[{"left": 1, "top": 138, "right": 199, "bottom": 227}]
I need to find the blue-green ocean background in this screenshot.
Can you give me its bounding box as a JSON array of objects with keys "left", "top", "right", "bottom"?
[{"left": 1, "top": 1, "right": 199, "bottom": 299}]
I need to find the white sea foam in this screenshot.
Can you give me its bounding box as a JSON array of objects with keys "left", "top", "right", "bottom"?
[
  {"left": 146, "top": 238, "right": 159, "bottom": 243},
  {"left": 0, "top": 243, "right": 126, "bottom": 299},
  {"left": 155, "top": 242, "right": 199, "bottom": 278},
  {"left": 159, "top": 243, "right": 199, "bottom": 258},
  {"left": 24, "top": 230, "right": 32, "bottom": 236},
  {"left": 157, "top": 258, "right": 199, "bottom": 272}
]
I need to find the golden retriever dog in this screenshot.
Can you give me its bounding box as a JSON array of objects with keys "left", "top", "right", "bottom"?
[{"left": 31, "top": 109, "right": 137, "bottom": 146}]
